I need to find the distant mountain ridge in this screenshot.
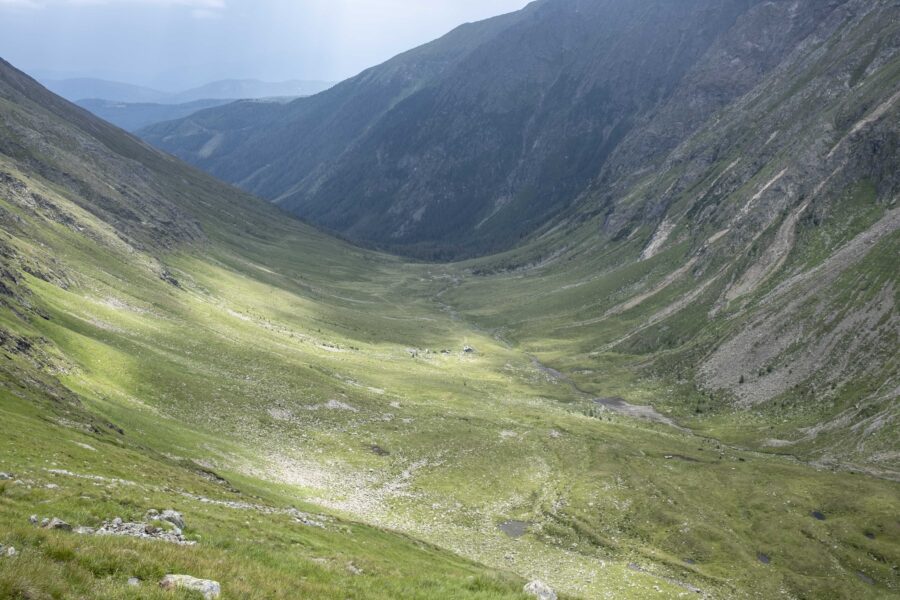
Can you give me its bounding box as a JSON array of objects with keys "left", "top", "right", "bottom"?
[
  {"left": 173, "top": 79, "right": 334, "bottom": 103},
  {"left": 41, "top": 76, "right": 334, "bottom": 104},
  {"left": 41, "top": 77, "right": 169, "bottom": 104},
  {"left": 75, "top": 98, "right": 235, "bottom": 132}
]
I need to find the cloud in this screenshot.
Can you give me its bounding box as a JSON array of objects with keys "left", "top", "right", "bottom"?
[
  {"left": 190, "top": 7, "right": 222, "bottom": 19},
  {"left": 2, "top": 0, "right": 226, "bottom": 8},
  {"left": 0, "top": 0, "right": 41, "bottom": 7}
]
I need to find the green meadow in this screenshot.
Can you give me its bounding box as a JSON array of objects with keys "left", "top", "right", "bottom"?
[{"left": 1, "top": 148, "right": 897, "bottom": 599}]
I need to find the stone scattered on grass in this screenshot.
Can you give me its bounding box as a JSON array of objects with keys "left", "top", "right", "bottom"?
[
  {"left": 29, "top": 515, "right": 38, "bottom": 525},
  {"left": 95, "top": 517, "right": 195, "bottom": 545},
  {"left": 524, "top": 580, "right": 557, "bottom": 600},
  {"left": 127, "top": 577, "right": 141, "bottom": 587},
  {"left": 0, "top": 472, "right": 13, "bottom": 480},
  {"left": 44, "top": 518, "right": 72, "bottom": 531},
  {"left": 159, "top": 574, "right": 220, "bottom": 599}
]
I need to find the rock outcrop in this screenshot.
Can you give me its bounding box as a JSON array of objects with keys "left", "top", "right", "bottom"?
[
  {"left": 159, "top": 574, "right": 221, "bottom": 599},
  {"left": 524, "top": 579, "right": 557, "bottom": 600}
]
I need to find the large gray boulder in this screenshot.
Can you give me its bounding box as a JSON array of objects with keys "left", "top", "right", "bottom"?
[
  {"left": 524, "top": 580, "right": 557, "bottom": 600},
  {"left": 159, "top": 574, "right": 220, "bottom": 599},
  {"left": 159, "top": 509, "right": 186, "bottom": 530}
]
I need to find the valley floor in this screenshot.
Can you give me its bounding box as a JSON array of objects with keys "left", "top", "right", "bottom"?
[{"left": 1, "top": 155, "right": 897, "bottom": 599}]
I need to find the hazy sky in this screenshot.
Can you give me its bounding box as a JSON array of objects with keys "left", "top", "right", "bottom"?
[{"left": 0, "top": 0, "right": 531, "bottom": 90}]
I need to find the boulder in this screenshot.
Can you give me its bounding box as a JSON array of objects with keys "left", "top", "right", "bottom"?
[
  {"left": 524, "top": 580, "right": 557, "bottom": 600},
  {"left": 0, "top": 472, "right": 12, "bottom": 480},
  {"left": 160, "top": 574, "right": 220, "bottom": 599},
  {"left": 44, "top": 518, "right": 72, "bottom": 531},
  {"left": 159, "top": 509, "right": 186, "bottom": 530}
]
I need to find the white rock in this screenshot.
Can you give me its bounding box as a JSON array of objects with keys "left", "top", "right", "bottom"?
[
  {"left": 160, "top": 509, "right": 186, "bottom": 529},
  {"left": 5, "top": 547, "right": 16, "bottom": 557},
  {"left": 524, "top": 580, "right": 557, "bottom": 600},
  {"left": 159, "top": 574, "right": 220, "bottom": 599},
  {"left": 44, "top": 518, "right": 72, "bottom": 531}
]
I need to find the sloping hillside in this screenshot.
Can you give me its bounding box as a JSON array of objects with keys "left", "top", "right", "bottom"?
[
  {"left": 439, "top": 0, "right": 899, "bottom": 476},
  {"left": 0, "top": 58, "right": 544, "bottom": 599},
  {"left": 0, "top": 1, "right": 899, "bottom": 596}
]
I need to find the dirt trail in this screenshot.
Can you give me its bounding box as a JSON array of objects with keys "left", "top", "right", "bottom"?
[{"left": 594, "top": 397, "right": 689, "bottom": 432}]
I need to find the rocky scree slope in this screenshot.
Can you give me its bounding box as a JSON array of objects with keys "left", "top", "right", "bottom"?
[{"left": 444, "top": 0, "right": 900, "bottom": 475}]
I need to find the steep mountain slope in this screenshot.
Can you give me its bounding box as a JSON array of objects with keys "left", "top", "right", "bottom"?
[
  {"left": 439, "top": 0, "right": 900, "bottom": 475},
  {"left": 2, "top": 55, "right": 899, "bottom": 600},
  {"left": 145, "top": 0, "right": 787, "bottom": 258}
]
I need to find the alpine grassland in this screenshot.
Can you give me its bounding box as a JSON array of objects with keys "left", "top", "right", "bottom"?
[{"left": 1, "top": 0, "right": 899, "bottom": 596}]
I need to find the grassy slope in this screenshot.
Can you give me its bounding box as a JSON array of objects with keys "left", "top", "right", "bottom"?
[
  {"left": 1, "top": 145, "right": 898, "bottom": 599},
  {"left": 1, "top": 11, "right": 899, "bottom": 598}
]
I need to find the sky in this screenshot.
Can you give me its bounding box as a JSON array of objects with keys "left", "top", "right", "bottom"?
[{"left": 0, "top": 0, "right": 532, "bottom": 90}]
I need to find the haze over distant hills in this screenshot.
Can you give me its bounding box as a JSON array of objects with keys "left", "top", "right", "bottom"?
[
  {"left": 76, "top": 97, "right": 300, "bottom": 133},
  {"left": 41, "top": 76, "right": 335, "bottom": 104},
  {"left": 37, "top": 76, "right": 334, "bottom": 132}
]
